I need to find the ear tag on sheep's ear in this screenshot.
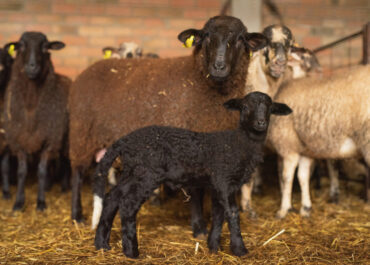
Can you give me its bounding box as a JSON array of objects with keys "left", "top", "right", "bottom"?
[
  {"left": 293, "top": 42, "right": 300, "bottom": 47},
  {"left": 183, "top": 35, "right": 194, "bottom": 48},
  {"left": 250, "top": 51, "right": 253, "bottom": 58},
  {"left": 8, "top": 44, "right": 15, "bottom": 57},
  {"left": 103, "top": 50, "right": 112, "bottom": 59}
]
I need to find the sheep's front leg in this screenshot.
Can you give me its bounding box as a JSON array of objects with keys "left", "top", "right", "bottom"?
[
  {"left": 327, "top": 160, "right": 340, "bottom": 203},
  {"left": 71, "top": 167, "right": 84, "bottom": 222},
  {"left": 297, "top": 157, "right": 313, "bottom": 217},
  {"left": 223, "top": 193, "right": 247, "bottom": 256},
  {"left": 13, "top": 152, "right": 27, "bottom": 211},
  {"left": 190, "top": 187, "right": 207, "bottom": 239},
  {"left": 1, "top": 152, "right": 10, "bottom": 199},
  {"left": 277, "top": 154, "right": 299, "bottom": 219},
  {"left": 240, "top": 177, "right": 257, "bottom": 218},
  {"left": 36, "top": 151, "right": 50, "bottom": 211},
  {"left": 207, "top": 192, "right": 224, "bottom": 254}
]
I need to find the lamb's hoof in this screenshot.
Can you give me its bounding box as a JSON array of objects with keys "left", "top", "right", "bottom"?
[
  {"left": 37, "top": 200, "right": 47, "bottom": 211},
  {"left": 123, "top": 247, "right": 139, "bottom": 258},
  {"left": 192, "top": 223, "right": 208, "bottom": 239},
  {"left": 72, "top": 213, "right": 85, "bottom": 223},
  {"left": 208, "top": 240, "right": 220, "bottom": 254},
  {"left": 2, "top": 191, "right": 11, "bottom": 200},
  {"left": 300, "top": 206, "right": 312, "bottom": 218},
  {"left": 95, "top": 240, "right": 111, "bottom": 251},
  {"left": 13, "top": 201, "right": 25, "bottom": 211},
  {"left": 231, "top": 244, "right": 248, "bottom": 257}
]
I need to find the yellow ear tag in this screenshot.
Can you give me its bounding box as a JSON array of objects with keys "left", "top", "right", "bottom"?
[
  {"left": 250, "top": 51, "right": 253, "bottom": 58},
  {"left": 8, "top": 44, "right": 15, "bottom": 57},
  {"left": 293, "top": 42, "right": 300, "bottom": 47},
  {"left": 183, "top": 35, "right": 194, "bottom": 48},
  {"left": 103, "top": 50, "right": 112, "bottom": 59}
]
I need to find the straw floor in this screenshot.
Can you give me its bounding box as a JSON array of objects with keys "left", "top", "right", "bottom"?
[{"left": 0, "top": 165, "right": 369, "bottom": 264}]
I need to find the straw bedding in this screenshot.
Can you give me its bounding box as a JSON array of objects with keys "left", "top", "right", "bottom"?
[{"left": 0, "top": 160, "right": 369, "bottom": 264}]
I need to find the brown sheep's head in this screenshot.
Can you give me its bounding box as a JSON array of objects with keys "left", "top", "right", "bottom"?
[
  {"left": 102, "top": 42, "right": 143, "bottom": 59},
  {"left": 224, "top": 91, "right": 292, "bottom": 140},
  {"left": 178, "top": 16, "right": 267, "bottom": 82},
  {"left": 5, "top": 32, "right": 65, "bottom": 80},
  {"left": 262, "top": 25, "right": 294, "bottom": 78},
  {"left": 0, "top": 47, "right": 13, "bottom": 89}
]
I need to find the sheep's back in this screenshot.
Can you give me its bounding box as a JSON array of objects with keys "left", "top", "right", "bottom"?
[
  {"left": 271, "top": 65, "right": 370, "bottom": 158},
  {"left": 69, "top": 56, "right": 241, "bottom": 167}
]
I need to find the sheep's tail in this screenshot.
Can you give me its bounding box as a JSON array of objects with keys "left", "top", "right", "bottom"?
[{"left": 91, "top": 142, "right": 121, "bottom": 230}]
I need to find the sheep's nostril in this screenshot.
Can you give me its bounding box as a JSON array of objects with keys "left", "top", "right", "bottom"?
[
  {"left": 214, "top": 61, "right": 225, "bottom": 71},
  {"left": 258, "top": 120, "right": 266, "bottom": 126},
  {"left": 126, "top": 52, "right": 133, "bottom": 58}
]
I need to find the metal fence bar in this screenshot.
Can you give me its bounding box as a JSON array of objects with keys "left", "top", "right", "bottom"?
[{"left": 362, "top": 22, "right": 370, "bottom": 65}]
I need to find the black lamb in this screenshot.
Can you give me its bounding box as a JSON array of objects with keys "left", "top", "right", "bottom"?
[{"left": 92, "top": 91, "right": 292, "bottom": 258}]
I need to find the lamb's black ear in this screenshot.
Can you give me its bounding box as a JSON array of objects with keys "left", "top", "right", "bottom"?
[
  {"left": 244, "top": 32, "right": 268, "bottom": 52},
  {"left": 47, "top": 41, "right": 65, "bottom": 50},
  {"left": 223, "top": 98, "right": 242, "bottom": 111},
  {"left": 178, "top": 29, "right": 204, "bottom": 47},
  {"left": 271, "top": 102, "right": 292, "bottom": 115}
]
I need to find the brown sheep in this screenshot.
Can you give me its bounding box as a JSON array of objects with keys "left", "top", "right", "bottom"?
[
  {"left": 4, "top": 32, "right": 71, "bottom": 211},
  {"left": 68, "top": 15, "right": 267, "bottom": 222}
]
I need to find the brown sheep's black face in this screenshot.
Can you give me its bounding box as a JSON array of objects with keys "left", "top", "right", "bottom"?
[
  {"left": 178, "top": 16, "right": 267, "bottom": 82},
  {"left": 262, "top": 25, "right": 294, "bottom": 78},
  {"left": 5, "top": 32, "right": 65, "bottom": 80},
  {"left": 0, "top": 48, "right": 13, "bottom": 88},
  {"left": 224, "top": 91, "right": 292, "bottom": 140}
]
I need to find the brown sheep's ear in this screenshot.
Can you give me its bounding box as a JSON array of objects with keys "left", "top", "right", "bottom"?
[
  {"left": 4, "top": 42, "right": 20, "bottom": 56},
  {"left": 47, "top": 41, "right": 65, "bottom": 50},
  {"left": 271, "top": 102, "right": 292, "bottom": 116},
  {"left": 243, "top": 32, "right": 268, "bottom": 52},
  {"left": 223, "top": 98, "right": 242, "bottom": 111},
  {"left": 177, "top": 29, "right": 203, "bottom": 47}
]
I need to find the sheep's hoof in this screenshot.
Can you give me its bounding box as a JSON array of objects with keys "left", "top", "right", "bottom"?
[
  {"left": 72, "top": 212, "right": 85, "bottom": 223},
  {"left": 192, "top": 222, "right": 208, "bottom": 239},
  {"left": 13, "top": 201, "right": 25, "bottom": 211},
  {"left": 300, "top": 206, "right": 312, "bottom": 218},
  {"left": 231, "top": 244, "right": 248, "bottom": 257},
  {"left": 328, "top": 193, "right": 339, "bottom": 204},
  {"left": 276, "top": 209, "right": 288, "bottom": 219},
  {"left": 2, "top": 191, "right": 11, "bottom": 200},
  {"left": 95, "top": 240, "right": 111, "bottom": 251},
  {"left": 123, "top": 247, "right": 139, "bottom": 258},
  {"left": 37, "top": 200, "right": 47, "bottom": 211},
  {"left": 195, "top": 232, "right": 207, "bottom": 240},
  {"left": 207, "top": 240, "right": 220, "bottom": 254}
]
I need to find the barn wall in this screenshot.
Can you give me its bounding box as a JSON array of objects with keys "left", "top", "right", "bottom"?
[{"left": 1, "top": 0, "right": 369, "bottom": 79}]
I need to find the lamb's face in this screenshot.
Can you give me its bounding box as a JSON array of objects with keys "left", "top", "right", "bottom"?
[
  {"left": 224, "top": 92, "right": 292, "bottom": 140},
  {"left": 178, "top": 16, "right": 267, "bottom": 82},
  {"left": 262, "top": 25, "right": 294, "bottom": 78},
  {"left": 5, "top": 32, "right": 65, "bottom": 79},
  {"left": 288, "top": 46, "right": 322, "bottom": 76}
]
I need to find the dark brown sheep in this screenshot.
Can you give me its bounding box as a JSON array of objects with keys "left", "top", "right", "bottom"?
[
  {"left": 0, "top": 47, "right": 14, "bottom": 199},
  {"left": 4, "top": 32, "right": 71, "bottom": 211},
  {"left": 69, "top": 16, "right": 267, "bottom": 222}
]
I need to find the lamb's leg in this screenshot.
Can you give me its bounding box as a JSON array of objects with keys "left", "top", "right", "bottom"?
[
  {"left": 207, "top": 191, "right": 224, "bottom": 254},
  {"left": 277, "top": 154, "right": 299, "bottom": 219},
  {"left": 189, "top": 187, "right": 207, "bottom": 239},
  {"left": 297, "top": 156, "right": 313, "bottom": 217},
  {"left": 240, "top": 178, "right": 257, "bottom": 218},
  {"left": 327, "top": 160, "right": 340, "bottom": 204},
  {"left": 13, "top": 152, "right": 27, "bottom": 211},
  {"left": 60, "top": 156, "right": 71, "bottom": 192},
  {"left": 36, "top": 151, "right": 49, "bottom": 211},
  {"left": 71, "top": 166, "right": 84, "bottom": 222},
  {"left": 1, "top": 152, "right": 10, "bottom": 199},
  {"left": 222, "top": 193, "right": 247, "bottom": 256},
  {"left": 94, "top": 186, "right": 120, "bottom": 251},
  {"left": 119, "top": 174, "right": 159, "bottom": 258}
]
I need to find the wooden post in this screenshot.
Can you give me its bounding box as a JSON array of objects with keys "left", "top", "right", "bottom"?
[{"left": 363, "top": 22, "right": 370, "bottom": 65}]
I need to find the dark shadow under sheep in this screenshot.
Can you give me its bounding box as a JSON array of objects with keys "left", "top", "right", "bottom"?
[{"left": 92, "top": 92, "right": 292, "bottom": 258}]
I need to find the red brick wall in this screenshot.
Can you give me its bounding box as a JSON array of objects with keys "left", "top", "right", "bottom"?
[
  {"left": 1, "top": 1, "right": 369, "bottom": 79},
  {"left": 262, "top": 0, "right": 370, "bottom": 72},
  {"left": 0, "top": 0, "right": 224, "bottom": 79}
]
